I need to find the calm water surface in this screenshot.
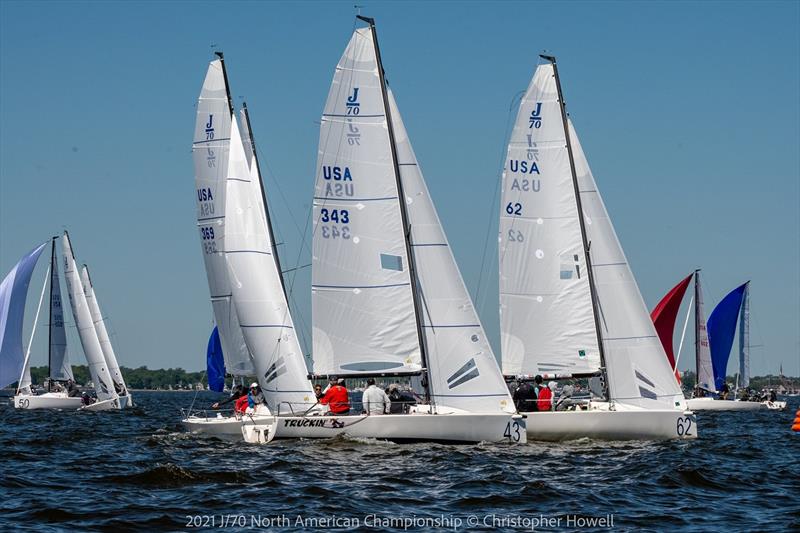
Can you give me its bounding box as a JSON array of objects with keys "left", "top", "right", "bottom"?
[{"left": 1, "top": 391, "right": 797, "bottom": 532}]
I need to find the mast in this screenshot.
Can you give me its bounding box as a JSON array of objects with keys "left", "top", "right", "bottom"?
[
  {"left": 214, "top": 51, "right": 234, "bottom": 117},
  {"left": 241, "top": 101, "right": 288, "bottom": 303},
  {"left": 694, "top": 268, "right": 701, "bottom": 391},
  {"left": 47, "top": 236, "right": 56, "bottom": 389},
  {"left": 541, "top": 54, "right": 608, "bottom": 393},
  {"left": 359, "top": 15, "right": 432, "bottom": 403}
]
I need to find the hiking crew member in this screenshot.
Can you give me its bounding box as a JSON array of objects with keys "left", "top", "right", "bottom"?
[
  {"left": 247, "top": 383, "right": 267, "bottom": 409},
  {"left": 362, "top": 378, "right": 390, "bottom": 415},
  {"left": 320, "top": 378, "right": 350, "bottom": 415},
  {"left": 537, "top": 380, "right": 554, "bottom": 412},
  {"left": 211, "top": 384, "right": 245, "bottom": 410},
  {"left": 513, "top": 378, "right": 538, "bottom": 412}
]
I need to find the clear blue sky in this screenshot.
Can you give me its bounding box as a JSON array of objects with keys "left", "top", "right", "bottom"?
[{"left": 1, "top": 1, "right": 798, "bottom": 377}]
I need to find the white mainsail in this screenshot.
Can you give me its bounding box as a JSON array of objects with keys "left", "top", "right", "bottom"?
[
  {"left": 311, "top": 27, "right": 421, "bottom": 376},
  {"left": 738, "top": 281, "right": 750, "bottom": 389},
  {"left": 694, "top": 271, "right": 716, "bottom": 392},
  {"left": 499, "top": 63, "right": 600, "bottom": 377},
  {"left": 81, "top": 265, "right": 127, "bottom": 393},
  {"left": 49, "top": 239, "right": 73, "bottom": 381},
  {"left": 389, "top": 89, "right": 514, "bottom": 413},
  {"left": 193, "top": 57, "right": 254, "bottom": 376},
  {"left": 569, "top": 119, "right": 685, "bottom": 409},
  {"left": 61, "top": 232, "right": 117, "bottom": 402},
  {"left": 225, "top": 113, "right": 316, "bottom": 412}
]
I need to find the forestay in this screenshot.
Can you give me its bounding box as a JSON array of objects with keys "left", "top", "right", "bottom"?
[
  {"left": 311, "top": 28, "right": 421, "bottom": 376},
  {"left": 389, "top": 89, "right": 514, "bottom": 413},
  {"left": 61, "top": 232, "right": 117, "bottom": 402},
  {"left": 193, "top": 58, "right": 253, "bottom": 376},
  {"left": 81, "top": 265, "right": 127, "bottom": 392},
  {"left": 49, "top": 240, "right": 73, "bottom": 381},
  {"left": 569, "top": 120, "right": 685, "bottom": 409},
  {"left": 0, "top": 243, "right": 47, "bottom": 389},
  {"left": 694, "top": 272, "right": 716, "bottom": 392},
  {"left": 499, "top": 63, "right": 600, "bottom": 377},
  {"left": 225, "top": 115, "right": 316, "bottom": 412}
]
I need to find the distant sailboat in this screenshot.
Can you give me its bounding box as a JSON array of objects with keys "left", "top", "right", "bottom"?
[
  {"left": 499, "top": 56, "right": 696, "bottom": 440},
  {"left": 80, "top": 263, "right": 133, "bottom": 407},
  {"left": 651, "top": 270, "right": 716, "bottom": 393},
  {"left": 62, "top": 231, "right": 123, "bottom": 410},
  {"left": 655, "top": 276, "right": 786, "bottom": 411},
  {"left": 11, "top": 237, "right": 84, "bottom": 409}
]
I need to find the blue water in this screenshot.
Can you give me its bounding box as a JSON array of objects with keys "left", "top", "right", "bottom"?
[{"left": 1, "top": 392, "right": 797, "bottom": 532}]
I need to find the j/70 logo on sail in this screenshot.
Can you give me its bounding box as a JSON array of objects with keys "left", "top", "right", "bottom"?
[
  {"left": 529, "top": 103, "right": 542, "bottom": 128},
  {"left": 346, "top": 88, "right": 360, "bottom": 115},
  {"left": 205, "top": 115, "right": 215, "bottom": 140}
]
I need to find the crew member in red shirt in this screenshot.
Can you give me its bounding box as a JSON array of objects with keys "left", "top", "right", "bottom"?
[{"left": 320, "top": 378, "right": 351, "bottom": 415}]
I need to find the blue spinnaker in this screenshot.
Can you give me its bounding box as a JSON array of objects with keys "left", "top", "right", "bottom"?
[
  {"left": 0, "top": 242, "right": 48, "bottom": 389},
  {"left": 206, "top": 326, "right": 226, "bottom": 392},
  {"left": 707, "top": 283, "right": 747, "bottom": 391}
]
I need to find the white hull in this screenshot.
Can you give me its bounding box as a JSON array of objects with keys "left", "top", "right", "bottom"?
[
  {"left": 182, "top": 412, "right": 246, "bottom": 438},
  {"left": 12, "top": 393, "right": 83, "bottom": 410},
  {"left": 118, "top": 394, "right": 134, "bottom": 408},
  {"left": 185, "top": 410, "right": 527, "bottom": 444},
  {"left": 80, "top": 398, "right": 121, "bottom": 411},
  {"left": 522, "top": 403, "right": 697, "bottom": 441},
  {"left": 686, "top": 397, "right": 786, "bottom": 411}
]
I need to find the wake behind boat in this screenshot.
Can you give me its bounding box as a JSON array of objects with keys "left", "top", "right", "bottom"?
[{"left": 498, "top": 56, "right": 695, "bottom": 441}]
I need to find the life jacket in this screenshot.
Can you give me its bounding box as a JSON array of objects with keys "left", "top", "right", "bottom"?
[
  {"left": 320, "top": 385, "right": 350, "bottom": 414},
  {"left": 234, "top": 395, "right": 249, "bottom": 414},
  {"left": 537, "top": 386, "right": 553, "bottom": 411}
]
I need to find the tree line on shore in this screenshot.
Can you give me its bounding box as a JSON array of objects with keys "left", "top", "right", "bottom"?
[
  {"left": 17, "top": 366, "right": 799, "bottom": 392},
  {"left": 28, "top": 366, "right": 207, "bottom": 390}
]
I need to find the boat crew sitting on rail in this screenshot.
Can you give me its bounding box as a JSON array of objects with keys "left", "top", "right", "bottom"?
[
  {"left": 247, "top": 383, "right": 267, "bottom": 409},
  {"left": 387, "top": 383, "right": 416, "bottom": 414},
  {"left": 362, "top": 378, "right": 390, "bottom": 415},
  {"left": 320, "top": 378, "right": 350, "bottom": 415},
  {"left": 211, "top": 384, "right": 245, "bottom": 410},
  {"left": 513, "top": 376, "right": 538, "bottom": 412}
]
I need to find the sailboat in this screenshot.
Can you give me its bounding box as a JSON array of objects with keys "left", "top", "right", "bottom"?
[
  {"left": 61, "top": 231, "right": 123, "bottom": 410},
  {"left": 80, "top": 264, "right": 133, "bottom": 407},
  {"left": 181, "top": 52, "right": 276, "bottom": 436},
  {"left": 498, "top": 56, "right": 696, "bottom": 440},
  {"left": 655, "top": 275, "right": 786, "bottom": 410},
  {"left": 188, "top": 19, "right": 526, "bottom": 444},
  {"left": 652, "top": 270, "right": 717, "bottom": 395},
  {"left": 2, "top": 240, "right": 83, "bottom": 409},
  {"left": 268, "top": 16, "right": 525, "bottom": 443}
]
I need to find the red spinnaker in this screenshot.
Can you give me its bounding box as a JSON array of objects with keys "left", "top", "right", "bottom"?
[{"left": 651, "top": 273, "right": 693, "bottom": 384}]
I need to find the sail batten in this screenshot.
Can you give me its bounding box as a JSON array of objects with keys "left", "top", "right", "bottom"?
[
  {"left": 311, "top": 27, "right": 421, "bottom": 376},
  {"left": 61, "top": 232, "right": 117, "bottom": 402},
  {"left": 570, "top": 120, "right": 685, "bottom": 408},
  {"left": 388, "top": 89, "right": 514, "bottom": 413},
  {"left": 193, "top": 58, "right": 254, "bottom": 377},
  {"left": 499, "top": 63, "right": 600, "bottom": 378},
  {"left": 225, "top": 110, "right": 316, "bottom": 411}
]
